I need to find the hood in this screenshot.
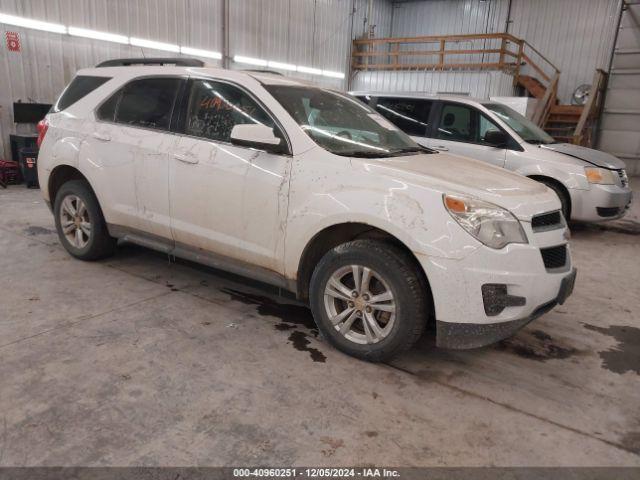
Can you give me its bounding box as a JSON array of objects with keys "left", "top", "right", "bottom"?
[
  {"left": 364, "top": 152, "right": 560, "bottom": 221},
  {"left": 540, "top": 143, "right": 626, "bottom": 169}
]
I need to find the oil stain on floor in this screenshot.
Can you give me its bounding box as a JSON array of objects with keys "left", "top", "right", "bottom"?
[
  {"left": 496, "top": 329, "right": 579, "bottom": 361},
  {"left": 23, "top": 226, "right": 55, "bottom": 236},
  {"left": 220, "top": 288, "right": 326, "bottom": 363},
  {"left": 583, "top": 324, "right": 640, "bottom": 375}
]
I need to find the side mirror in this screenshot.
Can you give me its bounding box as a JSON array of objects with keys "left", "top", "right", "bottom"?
[
  {"left": 230, "top": 124, "right": 283, "bottom": 153},
  {"left": 484, "top": 130, "right": 508, "bottom": 148}
]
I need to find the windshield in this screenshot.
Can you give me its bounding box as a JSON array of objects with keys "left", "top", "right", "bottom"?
[
  {"left": 265, "top": 85, "right": 427, "bottom": 157},
  {"left": 483, "top": 102, "right": 556, "bottom": 145}
]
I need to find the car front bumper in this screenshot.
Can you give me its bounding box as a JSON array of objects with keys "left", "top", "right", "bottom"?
[
  {"left": 569, "top": 183, "right": 632, "bottom": 222},
  {"left": 435, "top": 268, "right": 576, "bottom": 349},
  {"left": 417, "top": 227, "right": 574, "bottom": 349}
]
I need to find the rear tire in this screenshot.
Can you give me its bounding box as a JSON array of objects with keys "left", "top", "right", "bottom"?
[
  {"left": 53, "top": 180, "right": 116, "bottom": 260},
  {"left": 309, "top": 239, "right": 429, "bottom": 362},
  {"left": 538, "top": 178, "right": 571, "bottom": 221}
]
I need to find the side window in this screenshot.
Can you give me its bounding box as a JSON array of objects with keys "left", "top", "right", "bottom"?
[
  {"left": 54, "top": 75, "right": 111, "bottom": 112},
  {"left": 436, "top": 103, "right": 475, "bottom": 142},
  {"left": 96, "top": 91, "right": 120, "bottom": 122},
  {"left": 184, "top": 79, "right": 276, "bottom": 143},
  {"left": 375, "top": 97, "right": 432, "bottom": 136},
  {"left": 114, "top": 77, "right": 181, "bottom": 130},
  {"left": 478, "top": 113, "right": 503, "bottom": 145}
]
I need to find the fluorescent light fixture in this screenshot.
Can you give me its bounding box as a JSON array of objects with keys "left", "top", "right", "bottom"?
[
  {"left": 130, "top": 37, "right": 179, "bottom": 52},
  {"left": 234, "top": 55, "right": 268, "bottom": 67},
  {"left": 322, "top": 70, "right": 345, "bottom": 79},
  {"left": 267, "top": 60, "right": 297, "bottom": 71},
  {"left": 297, "top": 65, "right": 322, "bottom": 75},
  {"left": 180, "top": 46, "right": 222, "bottom": 60},
  {"left": 0, "top": 12, "right": 66, "bottom": 34},
  {"left": 68, "top": 26, "right": 128, "bottom": 44}
]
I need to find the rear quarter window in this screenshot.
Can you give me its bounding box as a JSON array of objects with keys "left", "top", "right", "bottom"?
[{"left": 53, "top": 75, "right": 111, "bottom": 112}]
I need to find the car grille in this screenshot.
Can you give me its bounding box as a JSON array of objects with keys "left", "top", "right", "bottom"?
[
  {"left": 540, "top": 245, "right": 567, "bottom": 270},
  {"left": 532, "top": 211, "right": 563, "bottom": 232},
  {"left": 617, "top": 169, "right": 628, "bottom": 188}
]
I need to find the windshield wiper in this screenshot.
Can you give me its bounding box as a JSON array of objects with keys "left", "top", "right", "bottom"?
[
  {"left": 389, "top": 146, "right": 434, "bottom": 155},
  {"left": 343, "top": 150, "right": 394, "bottom": 158}
]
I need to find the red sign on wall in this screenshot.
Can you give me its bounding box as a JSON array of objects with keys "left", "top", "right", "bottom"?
[{"left": 5, "top": 31, "right": 21, "bottom": 52}]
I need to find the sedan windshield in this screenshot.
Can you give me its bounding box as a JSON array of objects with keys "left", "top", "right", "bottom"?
[
  {"left": 483, "top": 102, "right": 556, "bottom": 145},
  {"left": 265, "top": 85, "right": 428, "bottom": 157}
]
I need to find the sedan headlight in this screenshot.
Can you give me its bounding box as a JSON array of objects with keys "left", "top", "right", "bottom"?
[
  {"left": 585, "top": 167, "right": 615, "bottom": 185},
  {"left": 443, "top": 194, "right": 527, "bottom": 249}
]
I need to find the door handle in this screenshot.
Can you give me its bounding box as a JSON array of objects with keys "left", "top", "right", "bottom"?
[
  {"left": 433, "top": 145, "right": 449, "bottom": 151},
  {"left": 172, "top": 152, "right": 199, "bottom": 164},
  {"left": 92, "top": 131, "right": 111, "bottom": 142}
]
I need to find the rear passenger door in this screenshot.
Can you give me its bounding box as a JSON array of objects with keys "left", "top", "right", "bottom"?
[
  {"left": 372, "top": 97, "right": 433, "bottom": 147},
  {"left": 429, "top": 102, "right": 507, "bottom": 167},
  {"left": 93, "top": 76, "right": 183, "bottom": 240}
]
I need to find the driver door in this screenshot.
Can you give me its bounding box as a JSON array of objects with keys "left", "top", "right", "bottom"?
[
  {"left": 169, "top": 78, "right": 291, "bottom": 272},
  {"left": 427, "top": 102, "right": 507, "bottom": 168}
]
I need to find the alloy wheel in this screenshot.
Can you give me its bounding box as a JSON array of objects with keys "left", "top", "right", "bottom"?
[
  {"left": 323, "top": 264, "right": 396, "bottom": 344},
  {"left": 59, "top": 194, "right": 91, "bottom": 249}
]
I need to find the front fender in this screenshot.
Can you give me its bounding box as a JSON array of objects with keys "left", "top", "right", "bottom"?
[{"left": 284, "top": 154, "right": 480, "bottom": 280}]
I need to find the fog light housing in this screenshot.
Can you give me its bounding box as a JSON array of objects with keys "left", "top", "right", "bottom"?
[{"left": 481, "top": 284, "right": 526, "bottom": 316}]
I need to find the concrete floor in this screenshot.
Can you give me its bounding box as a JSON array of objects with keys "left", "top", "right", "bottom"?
[{"left": 0, "top": 180, "right": 639, "bottom": 467}]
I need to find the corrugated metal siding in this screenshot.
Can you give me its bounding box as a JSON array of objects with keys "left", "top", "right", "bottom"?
[
  {"left": 390, "top": 0, "right": 508, "bottom": 37},
  {"left": 507, "top": 0, "right": 621, "bottom": 103},
  {"left": 351, "top": 69, "right": 516, "bottom": 98},
  {"left": 377, "top": 0, "right": 621, "bottom": 104},
  {"left": 0, "top": 0, "right": 356, "bottom": 159}
]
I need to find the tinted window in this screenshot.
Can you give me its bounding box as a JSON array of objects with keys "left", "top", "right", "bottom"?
[
  {"left": 96, "top": 92, "right": 119, "bottom": 122},
  {"left": 436, "top": 103, "right": 502, "bottom": 145},
  {"left": 375, "top": 97, "right": 432, "bottom": 136},
  {"left": 54, "top": 75, "right": 110, "bottom": 112},
  {"left": 115, "top": 77, "right": 181, "bottom": 130},
  {"left": 185, "top": 79, "right": 276, "bottom": 143}
]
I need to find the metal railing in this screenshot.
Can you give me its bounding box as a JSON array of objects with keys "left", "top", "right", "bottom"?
[
  {"left": 573, "top": 69, "right": 608, "bottom": 146},
  {"left": 352, "top": 33, "right": 561, "bottom": 126}
]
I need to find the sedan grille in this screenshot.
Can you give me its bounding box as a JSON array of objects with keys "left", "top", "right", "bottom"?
[
  {"left": 531, "top": 211, "right": 563, "bottom": 232},
  {"left": 540, "top": 245, "right": 568, "bottom": 270},
  {"left": 618, "top": 169, "right": 628, "bottom": 188}
]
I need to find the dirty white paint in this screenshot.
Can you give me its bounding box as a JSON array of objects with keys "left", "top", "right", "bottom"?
[{"left": 39, "top": 63, "right": 572, "bottom": 330}]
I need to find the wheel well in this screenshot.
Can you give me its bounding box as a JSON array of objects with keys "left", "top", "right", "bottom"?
[
  {"left": 528, "top": 175, "right": 572, "bottom": 218},
  {"left": 296, "top": 223, "right": 434, "bottom": 315},
  {"left": 48, "top": 166, "right": 89, "bottom": 204}
]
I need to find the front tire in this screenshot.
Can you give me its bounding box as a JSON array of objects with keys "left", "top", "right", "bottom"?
[
  {"left": 53, "top": 180, "right": 116, "bottom": 260},
  {"left": 538, "top": 179, "right": 571, "bottom": 221},
  {"left": 309, "top": 239, "right": 429, "bottom": 362}
]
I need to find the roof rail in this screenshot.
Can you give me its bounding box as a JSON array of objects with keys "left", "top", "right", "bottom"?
[
  {"left": 243, "top": 69, "right": 284, "bottom": 76},
  {"left": 96, "top": 58, "right": 205, "bottom": 68}
]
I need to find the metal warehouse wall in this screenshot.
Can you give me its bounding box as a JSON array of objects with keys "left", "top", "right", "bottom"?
[
  {"left": 354, "top": 0, "right": 622, "bottom": 104},
  {"left": 0, "top": 0, "right": 368, "bottom": 160}
]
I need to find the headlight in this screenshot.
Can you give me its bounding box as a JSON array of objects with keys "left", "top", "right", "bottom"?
[
  {"left": 443, "top": 194, "right": 528, "bottom": 249},
  {"left": 585, "top": 167, "right": 615, "bottom": 185}
]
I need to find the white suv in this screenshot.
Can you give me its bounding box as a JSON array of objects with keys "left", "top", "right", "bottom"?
[
  {"left": 38, "top": 59, "right": 576, "bottom": 360},
  {"left": 351, "top": 92, "right": 632, "bottom": 222}
]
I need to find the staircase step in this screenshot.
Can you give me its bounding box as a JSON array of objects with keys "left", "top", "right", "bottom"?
[
  {"left": 545, "top": 127, "right": 575, "bottom": 132},
  {"left": 550, "top": 135, "right": 574, "bottom": 142},
  {"left": 550, "top": 105, "right": 584, "bottom": 115},
  {"left": 517, "top": 75, "right": 547, "bottom": 99},
  {"left": 546, "top": 118, "right": 580, "bottom": 124}
]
